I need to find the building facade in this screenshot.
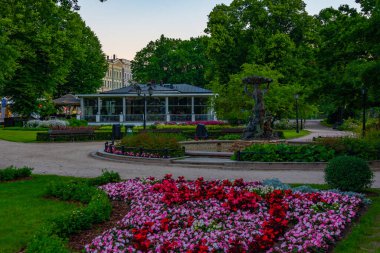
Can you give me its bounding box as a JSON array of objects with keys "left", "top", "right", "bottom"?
[
  {"left": 101, "top": 55, "right": 132, "bottom": 92},
  {"left": 78, "top": 84, "right": 216, "bottom": 125}
]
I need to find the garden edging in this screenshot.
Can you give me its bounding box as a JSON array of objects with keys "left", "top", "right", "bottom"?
[{"left": 93, "top": 150, "right": 380, "bottom": 171}]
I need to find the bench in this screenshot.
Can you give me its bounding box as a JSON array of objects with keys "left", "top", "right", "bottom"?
[{"left": 47, "top": 129, "right": 95, "bottom": 141}]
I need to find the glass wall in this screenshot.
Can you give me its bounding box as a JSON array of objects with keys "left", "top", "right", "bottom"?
[
  {"left": 194, "top": 97, "right": 209, "bottom": 114},
  {"left": 147, "top": 97, "right": 165, "bottom": 115},
  {"left": 169, "top": 97, "right": 191, "bottom": 114},
  {"left": 127, "top": 98, "right": 144, "bottom": 115},
  {"left": 100, "top": 98, "right": 123, "bottom": 115},
  {"left": 83, "top": 98, "right": 98, "bottom": 115}
]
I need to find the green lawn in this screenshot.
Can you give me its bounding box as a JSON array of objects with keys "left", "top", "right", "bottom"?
[
  {"left": 0, "top": 175, "right": 80, "bottom": 253},
  {"left": 282, "top": 129, "right": 310, "bottom": 139},
  {"left": 0, "top": 128, "right": 46, "bottom": 142}
]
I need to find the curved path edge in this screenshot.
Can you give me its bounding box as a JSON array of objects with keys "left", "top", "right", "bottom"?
[{"left": 94, "top": 150, "right": 380, "bottom": 172}]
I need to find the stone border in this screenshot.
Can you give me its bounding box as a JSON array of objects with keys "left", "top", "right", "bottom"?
[
  {"left": 92, "top": 150, "right": 380, "bottom": 171},
  {"left": 94, "top": 150, "right": 174, "bottom": 165}
]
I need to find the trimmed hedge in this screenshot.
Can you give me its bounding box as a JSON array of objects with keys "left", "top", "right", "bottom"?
[
  {"left": 26, "top": 171, "right": 120, "bottom": 252},
  {"left": 0, "top": 166, "right": 33, "bottom": 181},
  {"left": 233, "top": 143, "right": 335, "bottom": 162},
  {"left": 137, "top": 128, "right": 284, "bottom": 140},
  {"left": 118, "top": 133, "right": 185, "bottom": 157},
  {"left": 36, "top": 131, "right": 115, "bottom": 142},
  {"left": 316, "top": 137, "right": 380, "bottom": 160}
]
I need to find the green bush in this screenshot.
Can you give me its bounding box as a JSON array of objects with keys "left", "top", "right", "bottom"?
[
  {"left": 234, "top": 143, "right": 335, "bottom": 162},
  {"left": 67, "top": 118, "right": 88, "bottom": 127},
  {"left": 49, "top": 190, "right": 111, "bottom": 238},
  {"left": 118, "top": 133, "right": 184, "bottom": 157},
  {"left": 88, "top": 170, "right": 121, "bottom": 186},
  {"left": 274, "top": 119, "right": 296, "bottom": 130},
  {"left": 325, "top": 156, "right": 374, "bottom": 192},
  {"left": 218, "top": 134, "right": 241, "bottom": 140},
  {"left": 36, "top": 131, "right": 115, "bottom": 142},
  {"left": 26, "top": 230, "right": 69, "bottom": 253},
  {"left": 0, "top": 166, "right": 33, "bottom": 181},
  {"left": 45, "top": 181, "right": 97, "bottom": 204},
  {"left": 316, "top": 137, "right": 379, "bottom": 160}
]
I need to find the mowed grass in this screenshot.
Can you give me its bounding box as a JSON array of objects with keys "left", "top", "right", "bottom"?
[
  {"left": 0, "top": 175, "right": 80, "bottom": 253},
  {"left": 0, "top": 128, "right": 46, "bottom": 142},
  {"left": 282, "top": 129, "right": 310, "bottom": 139},
  {"left": 333, "top": 188, "right": 380, "bottom": 253}
]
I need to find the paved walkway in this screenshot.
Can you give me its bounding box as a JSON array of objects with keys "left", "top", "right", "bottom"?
[
  {"left": 0, "top": 120, "right": 378, "bottom": 187},
  {"left": 288, "top": 120, "right": 353, "bottom": 142}
]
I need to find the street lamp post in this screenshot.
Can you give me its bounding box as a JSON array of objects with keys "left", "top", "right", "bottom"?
[
  {"left": 362, "top": 87, "right": 367, "bottom": 137},
  {"left": 294, "top": 94, "right": 299, "bottom": 134},
  {"left": 135, "top": 84, "right": 153, "bottom": 130}
]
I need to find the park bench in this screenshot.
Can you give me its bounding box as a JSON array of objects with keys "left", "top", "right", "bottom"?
[{"left": 47, "top": 129, "right": 95, "bottom": 141}]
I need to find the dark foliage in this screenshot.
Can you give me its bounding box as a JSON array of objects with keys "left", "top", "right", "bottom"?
[{"left": 325, "top": 156, "right": 374, "bottom": 192}]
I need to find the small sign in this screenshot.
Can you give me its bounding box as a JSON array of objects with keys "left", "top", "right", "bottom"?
[{"left": 1, "top": 98, "right": 6, "bottom": 108}]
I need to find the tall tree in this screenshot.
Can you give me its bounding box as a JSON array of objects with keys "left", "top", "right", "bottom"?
[
  {"left": 0, "top": 0, "right": 107, "bottom": 116},
  {"left": 315, "top": 4, "right": 377, "bottom": 121},
  {"left": 131, "top": 35, "right": 210, "bottom": 86},
  {"left": 205, "top": 0, "right": 317, "bottom": 85}
]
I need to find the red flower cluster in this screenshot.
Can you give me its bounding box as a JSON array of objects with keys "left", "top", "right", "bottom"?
[
  {"left": 131, "top": 224, "right": 152, "bottom": 251},
  {"left": 250, "top": 190, "right": 290, "bottom": 252},
  {"left": 153, "top": 175, "right": 253, "bottom": 208},
  {"left": 222, "top": 188, "right": 261, "bottom": 212}
]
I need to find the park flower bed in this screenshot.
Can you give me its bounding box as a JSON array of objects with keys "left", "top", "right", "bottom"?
[
  {"left": 85, "top": 176, "right": 368, "bottom": 252},
  {"left": 105, "top": 144, "right": 164, "bottom": 159}
]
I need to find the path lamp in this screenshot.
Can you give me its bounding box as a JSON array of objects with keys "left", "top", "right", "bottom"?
[
  {"left": 294, "top": 94, "right": 300, "bottom": 133},
  {"left": 362, "top": 87, "right": 367, "bottom": 137},
  {"left": 135, "top": 84, "right": 153, "bottom": 130}
]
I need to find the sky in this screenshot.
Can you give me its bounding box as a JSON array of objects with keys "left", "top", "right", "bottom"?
[{"left": 78, "top": 0, "right": 361, "bottom": 60}]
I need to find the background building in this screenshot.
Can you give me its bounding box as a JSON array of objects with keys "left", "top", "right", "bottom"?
[
  {"left": 101, "top": 55, "right": 132, "bottom": 92},
  {"left": 78, "top": 83, "right": 216, "bottom": 125}
]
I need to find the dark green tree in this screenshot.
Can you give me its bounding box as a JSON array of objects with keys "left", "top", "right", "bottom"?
[
  {"left": 0, "top": 0, "right": 107, "bottom": 117},
  {"left": 315, "top": 3, "right": 379, "bottom": 122},
  {"left": 205, "top": 0, "right": 318, "bottom": 85},
  {"left": 131, "top": 35, "right": 210, "bottom": 86},
  {"left": 56, "top": 22, "right": 108, "bottom": 97}
]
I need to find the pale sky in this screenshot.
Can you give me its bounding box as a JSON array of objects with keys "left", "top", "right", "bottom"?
[{"left": 78, "top": 0, "right": 360, "bottom": 60}]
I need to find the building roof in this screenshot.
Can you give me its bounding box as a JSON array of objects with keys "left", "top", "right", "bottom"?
[
  {"left": 100, "top": 84, "right": 213, "bottom": 95},
  {"left": 53, "top": 94, "right": 80, "bottom": 106}
]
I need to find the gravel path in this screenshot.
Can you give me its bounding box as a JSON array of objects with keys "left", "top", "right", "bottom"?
[{"left": 0, "top": 138, "right": 379, "bottom": 187}]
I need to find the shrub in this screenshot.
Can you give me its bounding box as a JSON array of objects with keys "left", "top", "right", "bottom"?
[
  {"left": 274, "top": 119, "right": 296, "bottom": 130},
  {"left": 36, "top": 131, "right": 114, "bottom": 142},
  {"left": 88, "top": 170, "right": 121, "bottom": 186},
  {"left": 26, "top": 230, "right": 69, "bottom": 253},
  {"left": 48, "top": 190, "right": 111, "bottom": 238},
  {"left": 67, "top": 118, "right": 88, "bottom": 127},
  {"left": 118, "top": 133, "right": 184, "bottom": 157},
  {"left": 0, "top": 166, "right": 33, "bottom": 181},
  {"left": 25, "top": 120, "right": 68, "bottom": 128},
  {"left": 316, "top": 137, "right": 379, "bottom": 160},
  {"left": 218, "top": 134, "right": 242, "bottom": 140},
  {"left": 234, "top": 143, "right": 335, "bottom": 162},
  {"left": 325, "top": 156, "right": 374, "bottom": 192},
  {"left": 45, "top": 181, "right": 97, "bottom": 204}
]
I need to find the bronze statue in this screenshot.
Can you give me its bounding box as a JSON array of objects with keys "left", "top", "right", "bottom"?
[{"left": 242, "top": 76, "right": 273, "bottom": 140}]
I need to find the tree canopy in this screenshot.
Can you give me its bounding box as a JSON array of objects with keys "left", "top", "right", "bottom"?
[
  {"left": 131, "top": 35, "right": 210, "bottom": 87},
  {"left": 0, "top": 0, "right": 107, "bottom": 116}
]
